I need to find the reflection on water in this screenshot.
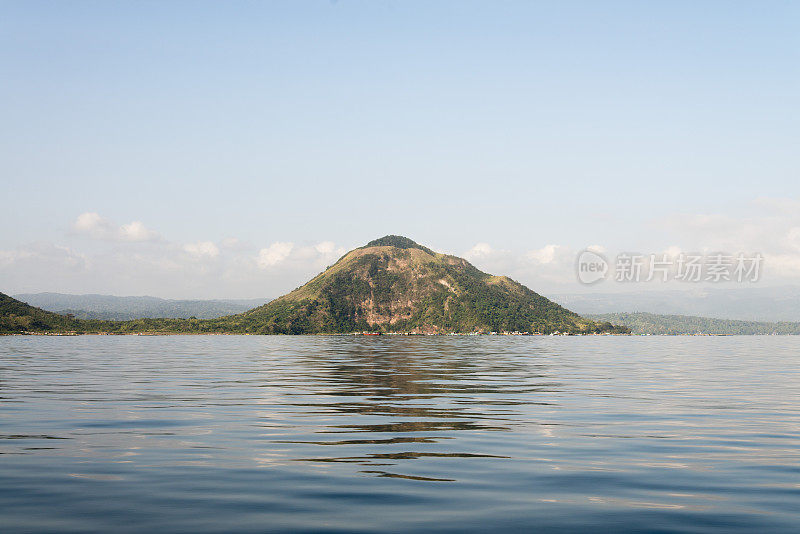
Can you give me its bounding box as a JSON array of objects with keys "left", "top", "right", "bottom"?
[{"left": 1, "top": 335, "right": 799, "bottom": 532}]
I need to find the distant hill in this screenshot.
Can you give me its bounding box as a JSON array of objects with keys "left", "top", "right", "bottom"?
[
  {"left": 551, "top": 286, "right": 800, "bottom": 322},
  {"left": 589, "top": 312, "right": 800, "bottom": 335},
  {"left": 218, "top": 235, "right": 626, "bottom": 334},
  {"left": 2, "top": 236, "right": 628, "bottom": 335},
  {"left": 13, "top": 293, "right": 269, "bottom": 320},
  {"left": 0, "top": 292, "right": 83, "bottom": 334},
  {"left": 1, "top": 291, "right": 216, "bottom": 335}
]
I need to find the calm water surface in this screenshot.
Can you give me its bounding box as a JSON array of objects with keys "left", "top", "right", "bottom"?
[{"left": 1, "top": 336, "right": 799, "bottom": 533}]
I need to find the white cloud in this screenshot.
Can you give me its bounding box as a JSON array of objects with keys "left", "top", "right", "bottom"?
[
  {"left": 312, "top": 241, "right": 347, "bottom": 264},
  {"left": 72, "top": 212, "right": 115, "bottom": 239},
  {"left": 463, "top": 241, "right": 612, "bottom": 288},
  {"left": 119, "top": 221, "right": 159, "bottom": 242},
  {"left": 465, "top": 242, "right": 493, "bottom": 259},
  {"left": 523, "top": 244, "right": 577, "bottom": 284},
  {"left": 462, "top": 241, "right": 576, "bottom": 286},
  {"left": 655, "top": 197, "right": 800, "bottom": 280},
  {"left": 16, "top": 199, "right": 800, "bottom": 298},
  {"left": 72, "top": 212, "right": 160, "bottom": 242},
  {"left": 314, "top": 241, "right": 336, "bottom": 255},
  {"left": 526, "top": 244, "right": 562, "bottom": 264},
  {"left": 763, "top": 254, "right": 800, "bottom": 278},
  {"left": 0, "top": 243, "right": 87, "bottom": 269},
  {"left": 662, "top": 245, "right": 683, "bottom": 257},
  {"left": 73, "top": 212, "right": 105, "bottom": 232},
  {"left": 0, "top": 248, "right": 31, "bottom": 267},
  {"left": 254, "top": 241, "right": 346, "bottom": 270},
  {"left": 257, "top": 242, "right": 294, "bottom": 268},
  {"left": 183, "top": 241, "right": 220, "bottom": 259},
  {"left": 5, "top": 213, "right": 352, "bottom": 297},
  {"left": 0, "top": 243, "right": 90, "bottom": 293}
]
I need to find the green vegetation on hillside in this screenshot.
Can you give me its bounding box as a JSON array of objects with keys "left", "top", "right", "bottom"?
[
  {"left": 0, "top": 293, "right": 209, "bottom": 335},
  {"left": 362, "top": 235, "right": 436, "bottom": 255},
  {"left": 229, "top": 237, "right": 626, "bottom": 334},
  {"left": 589, "top": 312, "right": 800, "bottom": 335},
  {"left": 0, "top": 293, "right": 82, "bottom": 334}
]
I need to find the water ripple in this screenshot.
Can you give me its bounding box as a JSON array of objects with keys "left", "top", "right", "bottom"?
[{"left": 1, "top": 335, "right": 799, "bottom": 532}]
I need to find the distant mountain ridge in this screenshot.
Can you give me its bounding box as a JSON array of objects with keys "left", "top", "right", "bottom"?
[
  {"left": 13, "top": 293, "right": 269, "bottom": 320},
  {"left": 551, "top": 286, "right": 800, "bottom": 322},
  {"left": 20, "top": 286, "right": 800, "bottom": 323},
  {"left": 589, "top": 312, "right": 800, "bottom": 335}
]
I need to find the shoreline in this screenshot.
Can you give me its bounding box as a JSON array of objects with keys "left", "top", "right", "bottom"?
[{"left": 4, "top": 331, "right": 793, "bottom": 337}]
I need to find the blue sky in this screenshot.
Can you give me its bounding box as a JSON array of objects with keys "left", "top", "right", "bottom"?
[{"left": 1, "top": 1, "right": 798, "bottom": 297}]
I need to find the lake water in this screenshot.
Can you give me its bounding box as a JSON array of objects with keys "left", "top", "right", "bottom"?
[{"left": 1, "top": 336, "right": 799, "bottom": 533}]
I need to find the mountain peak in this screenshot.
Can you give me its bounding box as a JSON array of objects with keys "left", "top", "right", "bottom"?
[
  {"left": 236, "top": 238, "right": 627, "bottom": 335},
  {"left": 363, "top": 235, "right": 434, "bottom": 254}
]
